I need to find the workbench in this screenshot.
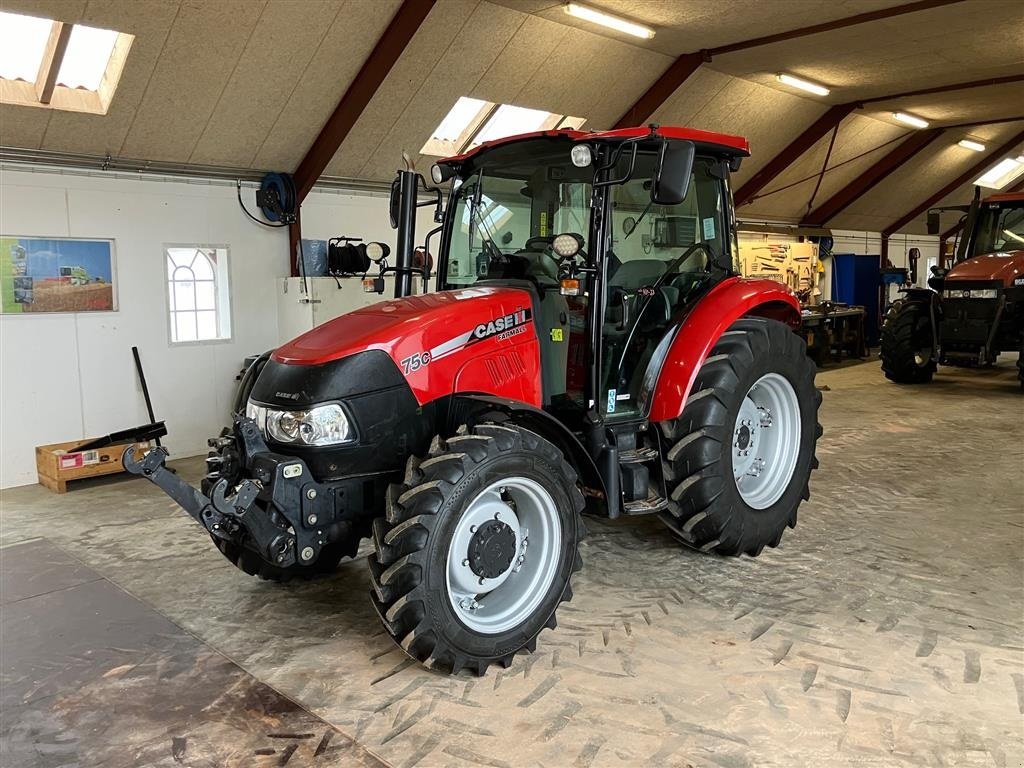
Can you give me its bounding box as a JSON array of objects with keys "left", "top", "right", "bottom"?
[{"left": 800, "top": 304, "right": 868, "bottom": 365}]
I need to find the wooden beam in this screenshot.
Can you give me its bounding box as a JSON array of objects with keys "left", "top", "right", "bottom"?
[
  {"left": 801, "top": 129, "right": 944, "bottom": 225},
  {"left": 734, "top": 103, "right": 857, "bottom": 207},
  {"left": 612, "top": 0, "right": 965, "bottom": 127},
  {"left": 882, "top": 128, "right": 1024, "bottom": 235},
  {"left": 859, "top": 73, "right": 1024, "bottom": 105},
  {"left": 35, "top": 21, "right": 72, "bottom": 104},
  {"left": 612, "top": 52, "right": 705, "bottom": 130},
  {"left": 291, "top": 0, "right": 436, "bottom": 201},
  {"left": 707, "top": 0, "right": 965, "bottom": 56}
]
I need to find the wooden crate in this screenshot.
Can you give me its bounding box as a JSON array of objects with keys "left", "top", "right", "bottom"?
[{"left": 36, "top": 440, "right": 150, "bottom": 494}]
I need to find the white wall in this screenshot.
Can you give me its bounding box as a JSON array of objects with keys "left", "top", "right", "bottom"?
[
  {"left": 0, "top": 168, "right": 290, "bottom": 488},
  {"left": 0, "top": 170, "right": 435, "bottom": 489}
]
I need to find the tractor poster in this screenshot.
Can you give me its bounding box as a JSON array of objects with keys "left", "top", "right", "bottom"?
[{"left": 0, "top": 237, "right": 116, "bottom": 314}]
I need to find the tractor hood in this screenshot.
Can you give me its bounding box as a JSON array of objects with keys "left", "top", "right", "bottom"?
[
  {"left": 271, "top": 286, "right": 542, "bottom": 407},
  {"left": 946, "top": 251, "right": 1024, "bottom": 286},
  {"left": 274, "top": 286, "right": 535, "bottom": 366}
]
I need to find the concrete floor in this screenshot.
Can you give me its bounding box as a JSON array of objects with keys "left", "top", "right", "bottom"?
[{"left": 1, "top": 357, "right": 1022, "bottom": 768}]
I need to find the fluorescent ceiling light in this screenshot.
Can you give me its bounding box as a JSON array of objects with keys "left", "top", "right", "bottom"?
[
  {"left": 776, "top": 73, "right": 830, "bottom": 96},
  {"left": 973, "top": 157, "right": 1024, "bottom": 189},
  {"left": 565, "top": 3, "right": 654, "bottom": 39},
  {"left": 57, "top": 23, "right": 119, "bottom": 90},
  {"left": 957, "top": 138, "right": 986, "bottom": 152},
  {"left": 0, "top": 11, "right": 53, "bottom": 81},
  {"left": 892, "top": 112, "right": 929, "bottom": 129}
]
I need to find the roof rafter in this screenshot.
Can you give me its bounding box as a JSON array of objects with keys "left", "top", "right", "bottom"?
[
  {"left": 882, "top": 128, "right": 1024, "bottom": 236},
  {"left": 734, "top": 104, "right": 856, "bottom": 207},
  {"left": 734, "top": 76, "right": 1024, "bottom": 209},
  {"left": 801, "top": 129, "right": 944, "bottom": 226},
  {"left": 612, "top": 0, "right": 966, "bottom": 128},
  {"left": 801, "top": 115, "right": 1024, "bottom": 226},
  {"left": 291, "top": 0, "right": 436, "bottom": 201},
  {"left": 288, "top": 0, "right": 436, "bottom": 275}
]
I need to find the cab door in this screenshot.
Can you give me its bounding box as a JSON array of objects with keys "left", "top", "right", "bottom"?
[{"left": 599, "top": 155, "right": 730, "bottom": 420}]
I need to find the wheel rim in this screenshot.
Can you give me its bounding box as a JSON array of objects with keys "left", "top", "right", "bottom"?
[
  {"left": 446, "top": 477, "right": 561, "bottom": 635},
  {"left": 731, "top": 373, "right": 801, "bottom": 510}
]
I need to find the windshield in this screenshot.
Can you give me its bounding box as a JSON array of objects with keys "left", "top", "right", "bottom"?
[
  {"left": 444, "top": 140, "right": 593, "bottom": 288},
  {"left": 971, "top": 201, "right": 1024, "bottom": 256}
]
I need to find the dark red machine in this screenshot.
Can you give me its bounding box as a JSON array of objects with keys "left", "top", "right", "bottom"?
[
  {"left": 127, "top": 126, "right": 822, "bottom": 674},
  {"left": 882, "top": 190, "right": 1024, "bottom": 386}
]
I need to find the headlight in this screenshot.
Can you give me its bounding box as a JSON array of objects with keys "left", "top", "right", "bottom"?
[
  {"left": 245, "top": 402, "right": 353, "bottom": 446},
  {"left": 944, "top": 288, "right": 997, "bottom": 299}
]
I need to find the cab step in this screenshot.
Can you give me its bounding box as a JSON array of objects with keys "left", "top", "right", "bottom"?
[
  {"left": 619, "top": 447, "right": 659, "bottom": 464},
  {"left": 622, "top": 491, "right": 669, "bottom": 515}
]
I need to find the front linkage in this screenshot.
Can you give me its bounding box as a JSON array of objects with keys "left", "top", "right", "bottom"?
[{"left": 124, "top": 415, "right": 357, "bottom": 570}]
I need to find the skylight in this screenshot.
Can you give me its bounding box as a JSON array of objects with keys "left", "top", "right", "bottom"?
[
  {"left": 470, "top": 104, "right": 561, "bottom": 148},
  {"left": 973, "top": 156, "right": 1024, "bottom": 190},
  {"left": 0, "top": 12, "right": 52, "bottom": 81},
  {"left": 0, "top": 10, "right": 133, "bottom": 115},
  {"left": 421, "top": 97, "right": 586, "bottom": 158},
  {"left": 57, "top": 23, "right": 120, "bottom": 90}
]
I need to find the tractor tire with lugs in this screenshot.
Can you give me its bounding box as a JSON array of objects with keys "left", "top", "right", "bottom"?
[
  {"left": 658, "top": 318, "right": 821, "bottom": 556},
  {"left": 369, "top": 423, "right": 584, "bottom": 675},
  {"left": 880, "top": 299, "right": 936, "bottom": 384}
]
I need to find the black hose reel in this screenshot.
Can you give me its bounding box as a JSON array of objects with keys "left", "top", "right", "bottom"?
[{"left": 256, "top": 173, "right": 297, "bottom": 225}]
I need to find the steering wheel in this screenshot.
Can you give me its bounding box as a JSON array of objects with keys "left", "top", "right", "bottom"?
[{"left": 613, "top": 241, "right": 715, "bottom": 374}]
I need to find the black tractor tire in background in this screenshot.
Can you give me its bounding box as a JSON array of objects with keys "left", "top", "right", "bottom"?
[
  {"left": 369, "top": 423, "right": 584, "bottom": 675},
  {"left": 880, "top": 299, "right": 937, "bottom": 383},
  {"left": 657, "top": 318, "right": 821, "bottom": 556},
  {"left": 1018, "top": 335, "right": 1024, "bottom": 390}
]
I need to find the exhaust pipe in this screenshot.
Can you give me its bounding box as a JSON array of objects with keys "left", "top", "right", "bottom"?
[{"left": 394, "top": 168, "right": 418, "bottom": 299}]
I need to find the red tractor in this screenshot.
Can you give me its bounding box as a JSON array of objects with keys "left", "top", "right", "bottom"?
[
  {"left": 127, "top": 126, "right": 821, "bottom": 675},
  {"left": 881, "top": 190, "right": 1024, "bottom": 387}
]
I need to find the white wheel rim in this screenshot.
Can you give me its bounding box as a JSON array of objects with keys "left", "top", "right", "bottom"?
[
  {"left": 446, "top": 477, "right": 561, "bottom": 635},
  {"left": 731, "top": 373, "right": 801, "bottom": 509}
]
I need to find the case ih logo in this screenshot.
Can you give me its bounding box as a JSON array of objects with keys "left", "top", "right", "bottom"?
[
  {"left": 426, "top": 308, "right": 533, "bottom": 364},
  {"left": 473, "top": 309, "right": 530, "bottom": 341}
]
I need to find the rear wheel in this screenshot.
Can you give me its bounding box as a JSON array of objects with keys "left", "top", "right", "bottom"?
[
  {"left": 880, "top": 299, "right": 936, "bottom": 383},
  {"left": 1018, "top": 335, "right": 1023, "bottom": 390},
  {"left": 657, "top": 318, "right": 821, "bottom": 556},
  {"left": 369, "top": 423, "right": 584, "bottom": 675}
]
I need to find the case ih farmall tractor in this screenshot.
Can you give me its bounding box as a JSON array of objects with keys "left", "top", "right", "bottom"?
[
  {"left": 127, "top": 126, "right": 822, "bottom": 675},
  {"left": 881, "top": 190, "right": 1024, "bottom": 388}
]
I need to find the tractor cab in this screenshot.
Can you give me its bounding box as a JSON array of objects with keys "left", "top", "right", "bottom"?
[{"left": 428, "top": 127, "right": 747, "bottom": 428}]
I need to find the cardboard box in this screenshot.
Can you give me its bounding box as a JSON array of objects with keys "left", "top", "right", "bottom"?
[{"left": 36, "top": 440, "right": 150, "bottom": 494}]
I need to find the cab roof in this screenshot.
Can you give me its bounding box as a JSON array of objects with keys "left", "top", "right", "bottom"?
[
  {"left": 442, "top": 126, "right": 750, "bottom": 165},
  {"left": 983, "top": 191, "right": 1024, "bottom": 204}
]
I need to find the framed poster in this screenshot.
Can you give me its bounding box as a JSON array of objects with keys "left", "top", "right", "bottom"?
[{"left": 1, "top": 236, "right": 117, "bottom": 313}]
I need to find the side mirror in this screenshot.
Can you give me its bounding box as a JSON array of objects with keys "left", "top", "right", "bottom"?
[
  {"left": 388, "top": 176, "right": 400, "bottom": 229},
  {"left": 926, "top": 210, "right": 940, "bottom": 235},
  {"left": 651, "top": 140, "right": 695, "bottom": 206}
]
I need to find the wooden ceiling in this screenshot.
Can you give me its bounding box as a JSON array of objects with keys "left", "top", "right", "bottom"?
[{"left": 1, "top": 0, "right": 1022, "bottom": 234}]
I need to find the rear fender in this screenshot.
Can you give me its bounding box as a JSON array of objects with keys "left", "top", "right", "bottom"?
[
  {"left": 447, "top": 394, "right": 607, "bottom": 515},
  {"left": 645, "top": 277, "right": 801, "bottom": 423}
]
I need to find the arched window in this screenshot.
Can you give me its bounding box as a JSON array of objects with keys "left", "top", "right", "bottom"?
[{"left": 166, "top": 246, "right": 231, "bottom": 343}]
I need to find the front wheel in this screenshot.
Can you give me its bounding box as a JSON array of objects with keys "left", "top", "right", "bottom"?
[
  {"left": 658, "top": 318, "right": 821, "bottom": 556},
  {"left": 369, "top": 423, "right": 584, "bottom": 675},
  {"left": 880, "top": 299, "right": 936, "bottom": 383}
]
